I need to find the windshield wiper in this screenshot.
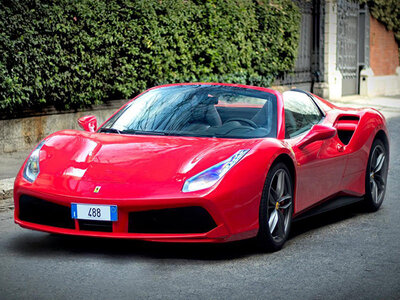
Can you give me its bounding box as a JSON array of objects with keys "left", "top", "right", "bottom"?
[
  {"left": 99, "top": 128, "right": 122, "bottom": 134},
  {"left": 121, "top": 129, "right": 167, "bottom": 136},
  {"left": 100, "top": 128, "right": 222, "bottom": 138},
  {"left": 165, "top": 131, "right": 220, "bottom": 138}
]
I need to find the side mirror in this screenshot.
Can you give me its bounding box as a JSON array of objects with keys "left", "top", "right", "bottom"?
[
  {"left": 297, "top": 124, "right": 336, "bottom": 149},
  {"left": 78, "top": 115, "right": 97, "bottom": 132}
]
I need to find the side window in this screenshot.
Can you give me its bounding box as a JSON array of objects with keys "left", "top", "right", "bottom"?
[{"left": 283, "top": 91, "right": 323, "bottom": 138}]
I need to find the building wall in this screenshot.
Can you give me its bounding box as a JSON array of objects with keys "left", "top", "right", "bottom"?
[{"left": 369, "top": 16, "right": 399, "bottom": 76}]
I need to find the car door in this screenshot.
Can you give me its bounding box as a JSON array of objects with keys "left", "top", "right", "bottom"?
[{"left": 283, "top": 91, "right": 348, "bottom": 214}]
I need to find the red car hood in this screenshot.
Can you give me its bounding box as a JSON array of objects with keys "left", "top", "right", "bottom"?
[{"left": 32, "top": 130, "right": 261, "bottom": 198}]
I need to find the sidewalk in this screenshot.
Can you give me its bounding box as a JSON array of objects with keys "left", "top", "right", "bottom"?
[
  {"left": 0, "top": 150, "right": 30, "bottom": 180},
  {"left": 1, "top": 94, "right": 399, "bottom": 211},
  {"left": 331, "top": 95, "right": 400, "bottom": 119},
  {"left": 0, "top": 150, "right": 30, "bottom": 211}
]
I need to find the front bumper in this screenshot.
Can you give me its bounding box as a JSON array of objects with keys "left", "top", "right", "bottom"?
[
  {"left": 13, "top": 189, "right": 237, "bottom": 243},
  {"left": 13, "top": 166, "right": 262, "bottom": 243}
]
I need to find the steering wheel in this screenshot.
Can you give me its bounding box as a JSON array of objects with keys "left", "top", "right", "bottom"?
[{"left": 224, "top": 118, "right": 258, "bottom": 128}]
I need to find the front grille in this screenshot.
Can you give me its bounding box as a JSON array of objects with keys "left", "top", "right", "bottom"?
[
  {"left": 19, "top": 195, "right": 75, "bottom": 229},
  {"left": 78, "top": 220, "right": 113, "bottom": 232},
  {"left": 128, "top": 206, "right": 217, "bottom": 234}
]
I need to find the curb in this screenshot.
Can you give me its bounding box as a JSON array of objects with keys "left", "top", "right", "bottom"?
[{"left": 0, "top": 178, "right": 14, "bottom": 212}]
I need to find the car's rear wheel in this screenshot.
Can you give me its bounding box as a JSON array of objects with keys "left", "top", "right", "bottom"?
[
  {"left": 364, "top": 139, "right": 388, "bottom": 211},
  {"left": 257, "top": 162, "right": 293, "bottom": 252}
]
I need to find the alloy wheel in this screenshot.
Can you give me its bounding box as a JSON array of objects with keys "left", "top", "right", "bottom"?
[
  {"left": 369, "top": 144, "right": 387, "bottom": 205},
  {"left": 267, "top": 169, "right": 293, "bottom": 242}
]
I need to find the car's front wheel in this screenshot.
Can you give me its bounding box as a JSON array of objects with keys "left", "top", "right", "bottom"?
[
  {"left": 364, "top": 138, "right": 388, "bottom": 211},
  {"left": 257, "top": 162, "right": 293, "bottom": 252}
]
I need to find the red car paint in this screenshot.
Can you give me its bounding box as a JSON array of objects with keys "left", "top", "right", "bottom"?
[{"left": 14, "top": 83, "right": 389, "bottom": 243}]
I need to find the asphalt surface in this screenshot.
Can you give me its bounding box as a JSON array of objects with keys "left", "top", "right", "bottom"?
[{"left": 1, "top": 101, "right": 400, "bottom": 299}]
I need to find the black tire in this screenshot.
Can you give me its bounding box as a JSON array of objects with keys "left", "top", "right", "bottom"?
[
  {"left": 257, "top": 162, "right": 293, "bottom": 252},
  {"left": 364, "top": 138, "right": 388, "bottom": 212}
]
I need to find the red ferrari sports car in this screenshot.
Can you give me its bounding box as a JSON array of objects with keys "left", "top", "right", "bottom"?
[{"left": 14, "top": 83, "right": 389, "bottom": 251}]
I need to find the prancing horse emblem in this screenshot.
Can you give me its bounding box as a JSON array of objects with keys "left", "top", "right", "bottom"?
[{"left": 94, "top": 186, "right": 101, "bottom": 193}]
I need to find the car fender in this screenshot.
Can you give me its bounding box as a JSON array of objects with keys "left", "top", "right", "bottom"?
[
  {"left": 339, "top": 108, "right": 388, "bottom": 195},
  {"left": 204, "top": 138, "right": 296, "bottom": 240}
]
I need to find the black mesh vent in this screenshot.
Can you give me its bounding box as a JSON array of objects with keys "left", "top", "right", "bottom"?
[
  {"left": 128, "top": 206, "right": 217, "bottom": 234},
  {"left": 78, "top": 220, "right": 113, "bottom": 232},
  {"left": 19, "top": 195, "right": 75, "bottom": 229}
]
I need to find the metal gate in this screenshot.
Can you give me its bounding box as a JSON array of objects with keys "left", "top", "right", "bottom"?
[
  {"left": 277, "top": 0, "right": 325, "bottom": 92},
  {"left": 337, "top": 0, "right": 359, "bottom": 96}
]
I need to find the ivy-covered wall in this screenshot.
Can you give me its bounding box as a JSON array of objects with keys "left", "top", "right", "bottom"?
[{"left": 0, "top": 0, "right": 301, "bottom": 116}]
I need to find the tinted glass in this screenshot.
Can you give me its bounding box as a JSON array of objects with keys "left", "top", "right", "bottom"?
[
  {"left": 101, "top": 85, "right": 277, "bottom": 139},
  {"left": 283, "top": 91, "right": 323, "bottom": 138}
]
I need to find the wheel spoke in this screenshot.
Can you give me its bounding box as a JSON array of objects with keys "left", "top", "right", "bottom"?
[
  {"left": 276, "top": 171, "right": 285, "bottom": 198},
  {"left": 374, "top": 174, "right": 385, "bottom": 190},
  {"left": 279, "top": 195, "right": 291, "bottom": 203},
  {"left": 371, "top": 148, "right": 378, "bottom": 165},
  {"left": 279, "top": 195, "right": 292, "bottom": 210},
  {"left": 374, "top": 153, "right": 385, "bottom": 173},
  {"left": 371, "top": 180, "right": 378, "bottom": 202},
  {"left": 280, "top": 202, "right": 292, "bottom": 210},
  {"left": 269, "top": 188, "right": 278, "bottom": 205},
  {"left": 374, "top": 182, "right": 379, "bottom": 202},
  {"left": 276, "top": 210, "right": 285, "bottom": 237},
  {"left": 268, "top": 209, "right": 278, "bottom": 233}
]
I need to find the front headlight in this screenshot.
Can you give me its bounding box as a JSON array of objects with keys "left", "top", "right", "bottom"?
[
  {"left": 182, "top": 149, "right": 249, "bottom": 193},
  {"left": 23, "top": 140, "right": 46, "bottom": 183}
]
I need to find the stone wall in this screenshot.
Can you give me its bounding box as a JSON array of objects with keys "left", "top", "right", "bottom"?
[{"left": 0, "top": 103, "right": 124, "bottom": 154}]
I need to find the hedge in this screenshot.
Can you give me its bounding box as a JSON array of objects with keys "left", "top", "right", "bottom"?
[{"left": 0, "top": 0, "right": 301, "bottom": 116}]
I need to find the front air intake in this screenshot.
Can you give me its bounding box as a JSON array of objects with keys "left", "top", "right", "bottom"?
[
  {"left": 19, "top": 195, "right": 75, "bottom": 229},
  {"left": 128, "top": 206, "right": 217, "bottom": 234}
]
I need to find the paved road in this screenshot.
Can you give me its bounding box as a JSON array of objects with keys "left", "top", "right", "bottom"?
[{"left": 1, "top": 103, "right": 400, "bottom": 299}]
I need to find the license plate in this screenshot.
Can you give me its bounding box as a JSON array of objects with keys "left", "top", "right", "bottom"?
[{"left": 71, "top": 203, "right": 118, "bottom": 221}]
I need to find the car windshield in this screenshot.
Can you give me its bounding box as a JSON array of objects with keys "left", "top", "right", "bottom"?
[{"left": 100, "top": 85, "right": 277, "bottom": 139}]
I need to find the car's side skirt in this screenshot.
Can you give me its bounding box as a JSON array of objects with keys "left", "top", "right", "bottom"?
[{"left": 293, "top": 195, "right": 364, "bottom": 222}]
